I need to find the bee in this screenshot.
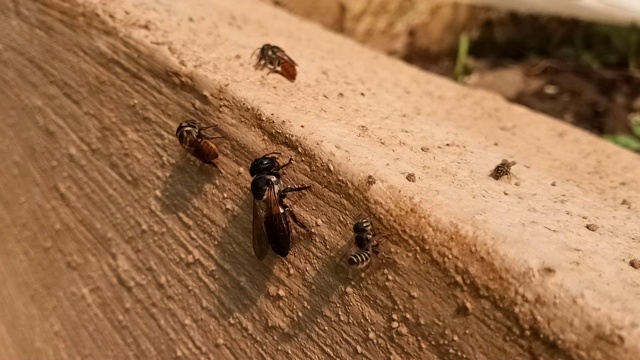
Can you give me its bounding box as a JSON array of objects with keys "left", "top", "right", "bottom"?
[
  {"left": 489, "top": 159, "right": 516, "bottom": 182},
  {"left": 335, "top": 214, "right": 388, "bottom": 273},
  {"left": 250, "top": 152, "right": 311, "bottom": 259},
  {"left": 176, "top": 120, "right": 223, "bottom": 170},
  {"left": 251, "top": 44, "right": 298, "bottom": 82}
]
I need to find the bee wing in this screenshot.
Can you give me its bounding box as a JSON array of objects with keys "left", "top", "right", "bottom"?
[
  {"left": 334, "top": 235, "right": 357, "bottom": 274},
  {"left": 264, "top": 184, "right": 291, "bottom": 257},
  {"left": 274, "top": 49, "right": 297, "bottom": 66},
  {"left": 252, "top": 199, "right": 270, "bottom": 260}
]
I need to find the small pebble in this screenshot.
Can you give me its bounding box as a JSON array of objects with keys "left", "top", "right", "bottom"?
[
  {"left": 345, "top": 286, "right": 354, "bottom": 295},
  {"left": 391, "top": 314, "right": 398, "bottom": 320},
  {"left": 420, "top": 146, "right": 429, "bottom": 152},
  {"left": 629, "top": 259, "right": 640, "bottom": 269},
  {"left": 277, "top": 289, "right": 286, "bottom": 298},
  {"left": 368, "top": 331, "right": 377, "bottom": 340},
  {"left": 216, "top": 338, "right": 224, "bottom": 346},
  {"left": 328, "top": 164, "right": 334, "bottom": 172},
  {"left": 268, "top": 286, "right": 278, "bottom": 296},
  {"left": 390, "top": 321, "right": 399, "bottom": 329},
  {"left": 410, "top": 291, "right": 418, "bottom": 299},
  {"left": 586, "top": 224, "right": 598, "bottom": 232},
  {"left": 551, "top": 181, "right": 557, "bottom": 186},
  {"left": 405, "top": 173, "right": 416, "bottom": 183},
  {"left": 356, "top": 345, "right": 363, "bottom": 354},
  {"left": 503, "top": 190, "right": 510, "bottom": 196},
  {"left": 186, "top": 255, "right": 195, "bottom": 265},
  {"left": 514, "top": 181, "right": 521, "bottom": 186},
  {"left": 457, "top": 300, "right": 473, "bottom": 315},
  {"left": 397, "top": 325, "right": 408, "bottom": 336},
  {"left": 316, "top": 219, "right": 323, "bottom": 227}
]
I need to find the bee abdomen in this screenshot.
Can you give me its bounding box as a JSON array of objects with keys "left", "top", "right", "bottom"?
[
  {"left": 279, "top": 60, "right": 297, "bottom": 82},
  {"left": 348, "top": 250, "right": 372, "bottom": 268},
  {"left": 193, "top": 139, "right": 219, "bottom": 163}
]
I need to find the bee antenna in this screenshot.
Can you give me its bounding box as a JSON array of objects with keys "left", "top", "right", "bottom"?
[
  {"left": 250, "top": 47, "right": 261, "bottom": 61},
  {"left": 261, "top": 151, "right": 281, "bottom": 158},
  {"left": 355, "top": 212, "right": 370, "bottom": 222}
]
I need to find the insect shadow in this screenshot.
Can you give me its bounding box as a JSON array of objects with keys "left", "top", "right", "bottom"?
[
  {"left": 159, "top": 153, "right": 218, "bottom": 214},
  {"left": 280, "top": 226, "right": 360, "bottom": 340},
  {"left": 209, "top": 193, "right": 276, "bottom": 320}
]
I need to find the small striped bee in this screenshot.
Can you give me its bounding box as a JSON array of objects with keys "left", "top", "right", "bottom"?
[
  {"left": 251, "top": 44, "right": 298, "bottom": 82},
  {"left": 176, "top": 120, "right": 223, "bottom": 170},
  {"left": 489, "top": 159, "right": 517, "bottom": 183},
  {"left": 335, "top": 214, "right": 388, "bottom": 273}
]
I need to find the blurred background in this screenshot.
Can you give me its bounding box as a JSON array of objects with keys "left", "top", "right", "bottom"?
[{"left": 262, "top": 0, "right": 640, "bottom": 153}]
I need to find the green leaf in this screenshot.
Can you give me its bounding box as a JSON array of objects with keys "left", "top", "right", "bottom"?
[
  {"left": 605, "top": 134, "right": 640, "bottom": 151},
  {"left": 630, "top": 114, "right": 640, "bottom": 138}
]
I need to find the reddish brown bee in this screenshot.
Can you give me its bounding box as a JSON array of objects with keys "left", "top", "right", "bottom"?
[
  {"left": 490, "top": 159, "right": 516, "bottom": 182},
  {"left": 176, "top": 120, "right": 223, "bottom": 170},
  {"left": 251, "top": 44, "right": 298, "bottom": 82}
]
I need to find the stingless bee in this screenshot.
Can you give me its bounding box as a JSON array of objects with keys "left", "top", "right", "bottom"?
[
  {"left": 250, "top": 152, "right": 311, "bottom": 259},
  {"left": 176, "top": 120, "right": 224, "bottom": 170},
  {"left": 489, "top": 159, "right": 517, "bottom": 183},
  {"left": 251, "top": 44, "right": 298, "bottom": 82},
  {"left": 335, "top": 214, "right": 389, "bottom": 273}
]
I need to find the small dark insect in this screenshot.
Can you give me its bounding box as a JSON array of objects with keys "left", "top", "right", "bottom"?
[
  {"left": 176, "top": 120, "right": 223, "bottom": 170},
  {"left": 335, "top": 214, "right": 389, "bottom": 273},
  {"left": 251, "top": 44, "right": 298, "bottom": 82},
  {"left": 250, "top": 152, "right": 311, "bottom": 259},
  {"left": 490, "top": 159, "right": 517, "bottom": 182}
]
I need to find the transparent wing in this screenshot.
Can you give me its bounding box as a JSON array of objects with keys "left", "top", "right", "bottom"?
[
  {"left": 334, "top": 235, "right": 357, "bottom": 274},
  {"left": 274, "top": 48, "right": 297, "bottom": 66}
]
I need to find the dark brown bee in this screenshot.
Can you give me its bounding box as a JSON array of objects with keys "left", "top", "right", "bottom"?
[
  {"left": 251, "top": 44, "right": 298, "bottom": 82},
  {"left": 176, "top": 120, "right": 223, "bottom": 170},
  {"left": 335, "top": 214, "right": 388, "bottom": 273},
  {"left": 490, "top": 159, "right": 516, "bottom": 182},
  {"left": 250, "top": 152, "right": 310, "bottom": 259}
]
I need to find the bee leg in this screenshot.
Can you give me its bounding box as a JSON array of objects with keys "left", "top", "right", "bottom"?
[
  {"left": 281, "top": 185, "right": 311, "bottom": 196},
  {"left": 373, "top": 244, "right": 396, "bottom": 265},
  {"left": 276, "top": 157, "right": 293, "bottom": 172},
  {"left": 207, "top": 161, "right": 223, "bottom": 173},
  {"left": 199, "top": 124, "right": 218, "bottom": 131},
  {"left": 283, "top": 204, "right": 308, "bottom": 230}
]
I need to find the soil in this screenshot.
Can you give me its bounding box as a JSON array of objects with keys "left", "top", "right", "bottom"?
[
  {"left": 405, "top": 56, "right": 640, "bottom": 136},
  {"left": 1, "top": 1, "right": 640, "bottom": 360},
  {"left": 403, "top": 11, "right": 640, "bottom": 138}
]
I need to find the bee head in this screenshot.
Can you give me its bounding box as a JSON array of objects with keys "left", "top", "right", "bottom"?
[
  {"left": 249, "top": 154, "right": 279, "bottom": 177},
  {"left": 353, "top": 218, "right": 371, "bottom": 234},
  {"left": 176, "top": 120, "right": 198, "bottom": 136}
]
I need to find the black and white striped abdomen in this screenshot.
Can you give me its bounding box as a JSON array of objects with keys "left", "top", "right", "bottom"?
[{"left": 347, "top": 249, "right": 372, "bottom": 268}]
